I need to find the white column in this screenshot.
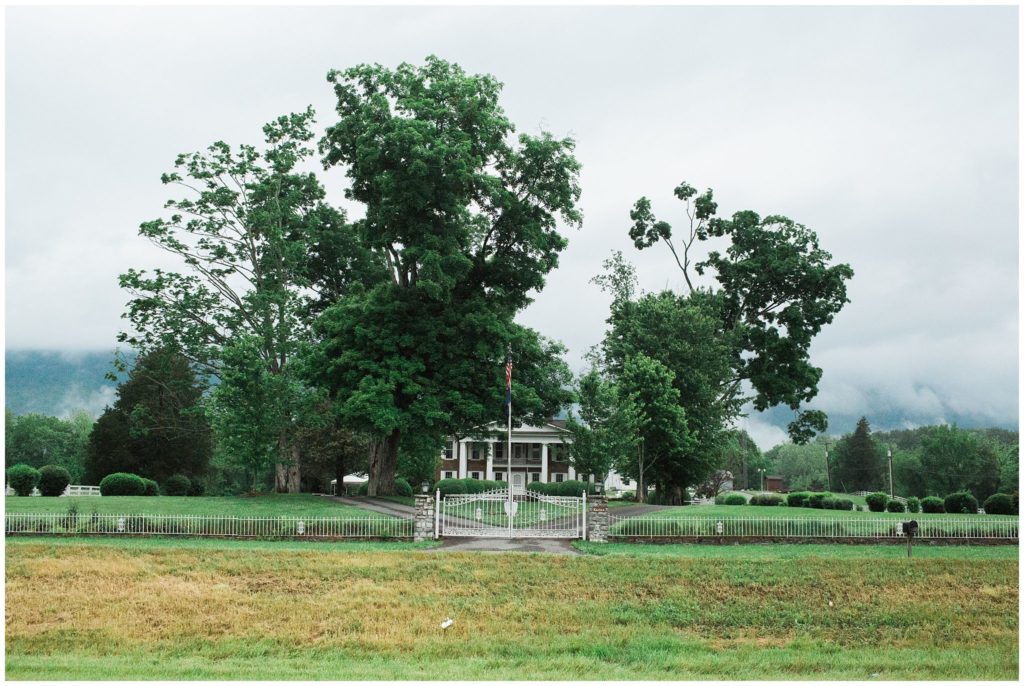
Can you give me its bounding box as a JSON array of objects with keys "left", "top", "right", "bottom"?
[
  {"left": 458, "top": 441, "right": 468, "bottom": 478},
  {"left": 541, "top": 443, "right": 549, "bottom": 483},
  {"left": 568, "top": 465, "right": 576, "bottom": 481},
  {"left": 486, "top": 442, "right": 494, "bottom": 480}
]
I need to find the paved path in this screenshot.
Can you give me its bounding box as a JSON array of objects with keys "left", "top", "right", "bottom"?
[
  {"left": 432, "top": 537, "right": 580, "bottom": 555},
  {"left": 607, "top": 503, "right": 672, "bottom": 518},
  {"left": 328, "top": 496, "right": 415, "bottom": 519}
]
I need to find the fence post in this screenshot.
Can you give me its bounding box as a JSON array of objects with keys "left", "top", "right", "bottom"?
[
  {"left": 586, "top": 493, "right": 608, "bottom": 542},
  {"left": 413, "top": 493, "right": 435, "bottom": 542}
]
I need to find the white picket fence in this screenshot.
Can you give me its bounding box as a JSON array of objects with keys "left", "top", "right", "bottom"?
[
  {"left": 609, "top": 515, "right": 1019, "bottom": 540},
  {"left": 5, "top": 512, "right": 413, "bottom": 540},
  {"left": 851, "top": 490, "right": 908, "bottom": 505},
  {"left": 5, "top": 484, "right": 102, "bottom": 497}
]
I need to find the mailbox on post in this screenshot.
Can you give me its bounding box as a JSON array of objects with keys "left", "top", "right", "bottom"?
[{"left": 904, "top": 520, "right": 919, "bottom": 558}]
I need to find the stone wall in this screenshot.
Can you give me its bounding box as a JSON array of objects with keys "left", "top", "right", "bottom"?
[
  {"left": 414, "top": 494, "right": 436, "bottom": 542},
  {"left": 587, "top": 494, "right": 609, "bottom": 542}
]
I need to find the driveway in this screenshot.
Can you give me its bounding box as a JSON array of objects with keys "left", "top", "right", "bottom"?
[
  {"left": 432, "top": 537, "right": 580, "bottom": 555},
  {"left": 329, "top": 495, "right": 415, "bottom": 519}
]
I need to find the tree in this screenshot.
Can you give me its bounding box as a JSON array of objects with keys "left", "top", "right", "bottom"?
[
  {"left": 118, "top": 108, "right": 353, "bottom": 492},
  {"left": 565, "top": 369, "right": 639, "bottom": 485},
  {"left": 616, "top": 354, "right": 694, "bottom": 504},
  {"left": 715, "top": 429, "right": 767, "bottom": 490},
  {"left": 831, "top": 417, "right": 886, "bottom": 492},
  {"left": 919, "top": 425, "right": 1001, "bottom": 502},
  {"left": 5, "top": 411, "right": 92, "bottom": 482},
  {"left": 764, "top": 438, "right": 830, "bottom": 492},
  {"left": 310, "top": 57, "right": 581, "bottom": 495},
  {"left": 85, "top": 347, "right": 212, "bottom": 485},
  {"left": 624, "top": 182, "right": 853, "bottom": 443}
]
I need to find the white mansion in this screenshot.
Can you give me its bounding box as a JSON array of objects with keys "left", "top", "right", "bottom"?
[{"left": 437, "top": 420, "right": 633, "bottom": 494}]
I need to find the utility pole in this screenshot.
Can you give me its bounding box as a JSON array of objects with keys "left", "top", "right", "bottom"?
[
  {"left": 887, "top": 446, "right": 894, "bottom": 498},
  {"left": 824, "top": 441, "right": 831, "bottom": 491}
]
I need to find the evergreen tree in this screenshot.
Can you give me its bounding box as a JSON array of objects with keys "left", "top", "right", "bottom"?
[
  {"left": 85, "top": 348, "right": 212, "bottom": 484},
  {"left": 831, "top": 417, "right": 885, "bottom": 492}
]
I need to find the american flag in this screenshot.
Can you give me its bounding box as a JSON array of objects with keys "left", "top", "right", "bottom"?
[{"left": 504, "top": 351, "right": 513, "bottom": 410}]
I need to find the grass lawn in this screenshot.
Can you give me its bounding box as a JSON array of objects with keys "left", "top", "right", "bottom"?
[
  {"left": 5, "top": 539, "right": 1018, "bottom": 680},
  {"left": 3, "top": 494, "right": 391, "bottom": 519},
  {"left": 632, "top": 504, "right": 1019, "bottom": 520},
  {"left": 575, "top": 541, "right": 1020, "bottom": 560}
]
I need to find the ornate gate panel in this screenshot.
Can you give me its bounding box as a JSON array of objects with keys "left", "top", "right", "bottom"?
[{"left": 437, "top": 488, "right": 585, "bottom": 539}]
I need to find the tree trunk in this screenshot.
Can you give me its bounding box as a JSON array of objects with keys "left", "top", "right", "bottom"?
[
  {"left": 636, "top": 445, "right": 646, "bottom": 504},
  {"left": 334, "top": 451, "right": 346, "bottom": 496},
  {"left": 274, "top": 435, "right": 301, "bottom": 493},
  {"left": 368, "top": 428, "right": 401, "bottom": 496}
]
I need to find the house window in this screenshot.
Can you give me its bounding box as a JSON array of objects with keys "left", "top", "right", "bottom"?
[
  {"left": 531, "top": 473, "right": 540, "bottom": 482},
  {"left": 444, "top": 471, "right": 455, "bottom": 480},
  {"left": 623, "top": 477, "right": 631, "bottom": 486},
  {"left": 443, "top": 441, "right": 453, "bottom": 460},
  {"left": 494, "top": 443, "right": 503, "bottom": 460},
  {"left": 555, "top": 474, "right": 564, "bottom": 483},
  {"left": 471, "top": 443, "right": 486, "bottom": 461},
  {"left": 513, "top": 444, "right": 528, "bottom": 461},
  {"left": 550, "top": 444, "right": 567, "bottom": 462},
  {"left": 471, "top": 472, "right": 481, "bottom": 480},
  {"left": 495, "top": 473, "right": 503, "bottom": 481},
  {"left": 531, "top": 444, "right": 542, "bottom": 462}
]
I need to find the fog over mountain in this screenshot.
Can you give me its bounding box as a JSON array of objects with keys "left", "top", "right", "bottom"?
[{"left": 5, "top": 6, "right": 1018, "bottom": 452}]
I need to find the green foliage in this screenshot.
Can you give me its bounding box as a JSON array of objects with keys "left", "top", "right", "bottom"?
[
  {"left": 311, "top": 57, "right": 581, "bottom": 495},
  {"left": 906, "top": 496, "right": 920, "bottom": 513},
  {"left": 436, "top": 479, "right": 466, "bottom": 496},
  {"left": 99, "top": 473, "right": 146, "bottom": 496},
  {"left": 748, "top": 493, "right": 783, "bottom": 507},
  {"left": 5, "top": 410, "right": 91, "bottom": 483},
  {"left": 786, "top": 492, "right": 810, "bottom": 508},
  {"left": 624, "top": 182, "right": 853, "bottom": 444},
  {"left": 807, "top": 492, "right": 831, "bottom": 509},
  {"left": 920, "top": 426, "right": 1001, "bottom": 502},
  {"left": 831, "top": 417, "right": 885, "bottom": 492},
  {"left": 37, "top": 465, "right": 71, "bottom": 497},
  {"left": 142, "top": 478, "right": 160, "bottom": 496},
  {"left": 983, "top": 493, "right": 1016, "bottom": 515},
  {"left": 943, "top": 491, "right": 979, "bottom": 514},
  {"left": 865, "top": 492, "right": 889, "bottom": 512},
  {"left": 86, "top": 347, "right": 211, "bottom": 486},
  {"left": 828, "top": 498, "right": 855, "bottom": 511},
  {"left": 763, "top": 439, "right": 829, "bottom": 492},
  {"left": 723, "top": 493, "right": 747, "bottom": 506},
  {"left": 714, "top": 429, "right": 766, "bottom": 491},
  {"left": 713, "top": 492, "right": 730, "bottom": 505},
  {"left": 567, "top": 369, "right": 639, "bottom": 484},
  {"left": 6, "top": 464, "right": 41, "bottom": 496},
  {"left": 392, "top": 478, "right": 413, "bottom": 498},
  {"left": 920, "top": 496, "right": 945, "bottom": 514},
  {"left": 163, "top": 474, "right": 191, "bottom": 496},
  {"left": 885, "top": 500, "right": 906, "bottom": 513}
]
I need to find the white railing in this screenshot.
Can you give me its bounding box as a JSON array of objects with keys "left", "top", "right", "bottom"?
[
  {"left": 609, "top": 515, "right": 1019, "bottom": 540},
  {"left": 63, "top": 485, "right": 101, "bottom": 497},
  {"left": 5, "top": 513, "right": 413, "bottom": 539},
  {"left": 5, "top": 486, "right": 41, "bottom": 497},
  {"left": 851, "top": 491, "right": 907, "bottom": 505}
]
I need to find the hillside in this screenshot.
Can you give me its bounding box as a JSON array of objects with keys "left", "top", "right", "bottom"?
[{"left": 4, "top": 350, "right": 129, "bottom": 418}]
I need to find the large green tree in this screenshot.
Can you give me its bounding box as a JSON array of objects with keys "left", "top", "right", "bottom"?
[
  {"left": 5, "top": 410, "right": 92, "bottom": 482},
  {"left": 85, "top": 347, "right": 212, "bottom": 485},
  {"left": 565, "top": 368, "right": 639, "bottom": 485},
  {"left": 763, "top": 436, "right": 831, "bottom": 492},
  {"left": 625, "top": 182, "right": 853, "bottom": 443},
  {"left": 310, "top": 57, "right": 580, "bottom": 495},
  {"left": 918, "top": 425, "right": 1001, "bottom": 502},
  {"left": 119, "top": 109, "right": 354, "bottom": 492},
  {"left": 830, "top": 417, "right": 886, "bottom": 492}
]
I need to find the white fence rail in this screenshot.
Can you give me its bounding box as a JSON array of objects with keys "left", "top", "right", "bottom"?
[
  {"left": 850, "top": 491, "right": 907, "bottom": 505},
  {"left": 6, "top": 484, "right": 102, "bottom": 497},
  {"left": 609, "top": 516, "right": 1019, "bottom": 540},
  {"left": 5, "top": 513, "right": 413, "bottom": 540}
]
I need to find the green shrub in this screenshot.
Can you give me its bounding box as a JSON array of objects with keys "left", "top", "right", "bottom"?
[
  {"left": 37, "top": 465, "right": 72, "bottom": 497},
  {"left": 6, "top": 464, "right": 41, "bottom": 496},
  {"left": 983, "top": 493, "right": 1016, "bottom": 515},
  {"left": 356, "top": 481, "right": 369, "bottom": 496},
  {"left": 163, "top": 474, "right": 191, "bottom": 496},
  {"left": 527, "top": 481, "right": 546, "bottom": 494},
  {"left": 944, "top": 491, "right": 979, "bottom": 514},
  {"left": 436, "top": 478, "right": 467, "bottom": 496},
  {"left": 723, "top": 493, "right": 747, "bottom": 506},
  {"left": 187, "top": 479, "right": 205, "bottom": 496},
  {"left": 886, "top": 499, "right": 906, "bottom": 513},
  {"left": 786, "top": 492, "right": 810, "bottom": 508},
  {"left": 142, "top": 478, "right": 160, "bottom": 496},
  {"left": 920, "top": 496, "right": 944, "bottom": 513},
  {"left": 749, "top": 493, "right": 784, "bottom": 506},
  {"left": 714, "top": 492, "right": 730, "bottom": 505},
  {"left": 865, "top": 492, "right": 889, "bottom": 512},
  {"left": 99, "top": 472, "right": 146, "bottom": 496},
  {"left": 393, "top": 477, "right": 413, "bottom": 497},
  {"left": 808, "top": 492, "right": 832, "bottom": 509},
  {"left": 831, "top": 498, "right": 854, "bottom": 511},
  {"left": 906, "top": 496, "right": 920, "bottom": 514}
]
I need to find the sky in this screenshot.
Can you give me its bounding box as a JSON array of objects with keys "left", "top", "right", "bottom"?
[{"left": 4, "top": 5, "right": 1019, "bottom": 450}]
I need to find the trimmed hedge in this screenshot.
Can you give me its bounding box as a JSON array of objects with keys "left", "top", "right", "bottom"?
[
  {"left": 37, "top": 465, "right": 72, "bottom": 497},
  {"left": 723, "top": 493, "right": 747, "bottom": 506},
  {"left": 99, "top": 472, "right": 146, "bottom": 496},
  {"left": 808, "top": 492, "right": 833, "bottom": 509},
  {"left": 163, "top": 474, "right": 191, "bottom": 496},
  {"left": 983, "top": 493, "right": 1016, "bottom": 515},
  {"left": 187, "top": 479, "right": 206, "bottom": 496},
  {"left": 921, "top": 496, "right": 945, "bottom": 513},
  {"left": 714, "top": 492, "right": 730, "bottom": 505},
  {"left": 865, "top": 492, "right": 889, "bottom": 513},
  {"left": 786, "top": 492, "right": 811, "bottom": 508},
  {"left": 821, "top": 497, "right": 854, "bottom": 511},
  {"left": 749, "top": 493, "right": 784, "bottom": 507},
  {"left": 886, "top": 499, "right": 906, "bottom": 513},
  {"left": 944, "top": 491, "right": 979, "bottom": 514},
  {"left": 6, "top": 464, "right": 41, "bottom": 496},
  {"left": 142, "top": 478, "right": 160, "bottom": 496},
  {"left": 393, "top": 477, "right": 413, "bottom": 497},
  {"left": 906, "top": 496, "right": 920, "bottom": 514}
]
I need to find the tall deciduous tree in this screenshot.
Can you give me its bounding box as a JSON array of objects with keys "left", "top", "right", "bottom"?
[
  {"left": 310, "top": 57, "right": 580, "bottom": 495},
  {"left": 119, "top": 109, "right": 354, "bottom": 492},
  {"left": 626, "top": 182, "right": 854, "bottom": 443},
  {"left": 5, "top": 410, "right": 92, "bottom": 482},
  {"left": 566, "top": 369, "right": 639, "bottom": 484},
  {"left": 85, "top": 347, "right": 211, "bottom": 485},
  {"left": 919, "top": 424, "right": 1001, "bottom": 502}
]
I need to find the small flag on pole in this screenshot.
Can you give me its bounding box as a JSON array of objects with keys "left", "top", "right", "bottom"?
[{"left": 504, "top": 350, "right": 513, "bottom": 416}]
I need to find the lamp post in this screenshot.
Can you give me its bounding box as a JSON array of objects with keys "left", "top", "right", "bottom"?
[
  {"left": 757, "top": 468, "right": 765, "bottom": 492},
  {"left": 420, "top": 480, "right": 430, "bottom": 494},
  {"left": 887, "top": 447, "right": 894, "bottom": 498}
]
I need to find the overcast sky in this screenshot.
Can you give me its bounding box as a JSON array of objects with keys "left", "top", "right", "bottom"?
[{"left": 5, "top": 5, "right": 1018, "bottom": 449}]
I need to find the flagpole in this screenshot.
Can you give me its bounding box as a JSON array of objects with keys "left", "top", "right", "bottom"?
[{"left": 507, "top": 345, "right": 513, "bottom": 539}]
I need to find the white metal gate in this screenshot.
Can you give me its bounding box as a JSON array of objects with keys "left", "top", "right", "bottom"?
[{"left": 437, "top": 488, "right": 586, "bottom": 539}]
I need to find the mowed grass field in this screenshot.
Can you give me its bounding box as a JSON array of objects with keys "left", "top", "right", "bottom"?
[
  {"left": 629, "top": 504, "right": 1019, "bottom": 520},
  {"left": 3, "top": 494, "right": 388, "bottom": 518},
  {"left": 5, "top": 538, "right": 1018, "bottom": 680}
]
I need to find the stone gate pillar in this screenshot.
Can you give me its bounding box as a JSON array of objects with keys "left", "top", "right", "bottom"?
[
  {"left": 587, "top": 494, "right": 609, "bottom": 542},
  {"left": 414, "top": 494, "right": 435, "bottom": 542}
]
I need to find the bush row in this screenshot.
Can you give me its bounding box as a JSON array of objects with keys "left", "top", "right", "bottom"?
[
  {"left": 97, "top": 472, "right": 203, "bottom": 497},
  {"left": 860, "top": 491, "right": 1016, "bottom": 515},
  {"left": 784, "top": 492, "right": 855, "bottom": 511}
]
